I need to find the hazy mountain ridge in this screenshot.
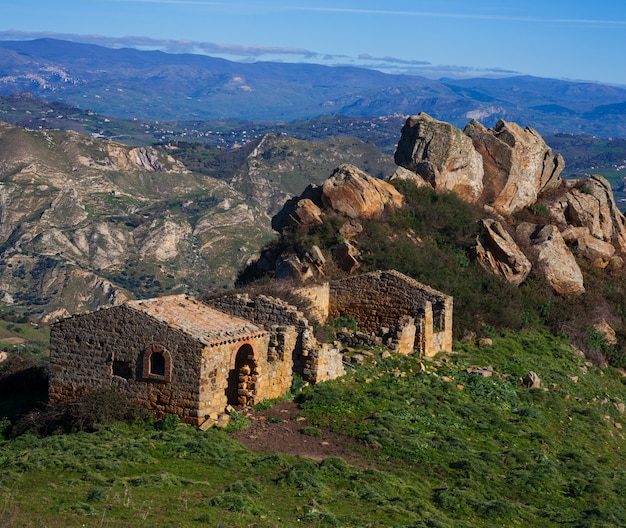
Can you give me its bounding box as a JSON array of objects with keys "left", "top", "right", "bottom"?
[{"left": 1, "top": 38, "right": 626, "bottom": 136}]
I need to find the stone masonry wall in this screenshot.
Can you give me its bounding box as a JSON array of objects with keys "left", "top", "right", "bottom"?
[
  {"left": 50, "top": 305, "right": 205, "bottom": 423},
  {"left": 207, "top": 294, "right": 320, "bottom": 381},
  {"left": 197, "top": 334, "right": 270, "bottom": 420},
  {"left": 328, "top": 270, "right": 453, "bottom": 356},
  {"left": 50, "top": 305, "right": 279, "bottom": 425},
  {"left": 264, "top": 325, "right": 298, "bottom": 398},
  {"left": 207, "top": 293, "right": 345, "bottom": 383},
  {"left": 293, "top": 283, "right": 330, "bottom": 323}
]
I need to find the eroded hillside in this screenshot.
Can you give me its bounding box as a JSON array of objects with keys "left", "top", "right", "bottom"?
[
  {"left": 0, "top": 122, "right": 394, "bottom": 320},
  {"left": 0, "top": 122, "right": 269, "bottom": 318}
]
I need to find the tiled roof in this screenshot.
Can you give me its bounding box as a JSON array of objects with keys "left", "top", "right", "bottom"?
[{"left": 126, "top": 294, "right": 263, "bottom": 344}]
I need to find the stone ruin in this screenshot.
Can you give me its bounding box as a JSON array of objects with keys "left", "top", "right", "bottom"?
[{"left": 49, "top": 270, "right": 452, "bottom": 426}]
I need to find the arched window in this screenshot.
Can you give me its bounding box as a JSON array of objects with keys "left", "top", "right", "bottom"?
[
  {"left": 150, "top": 351, "right": 166, "bottom": 376},
  {"left": 142, "top": 344, "right": 172, "bottom": 382}
]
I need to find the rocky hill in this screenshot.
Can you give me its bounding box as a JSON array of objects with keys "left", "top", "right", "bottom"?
[
  {"left": 242, "top": 114, "right": 626, "bottom": 362},
  {"left": 0, "top": 122, "right": 393, "bottom": 320}
]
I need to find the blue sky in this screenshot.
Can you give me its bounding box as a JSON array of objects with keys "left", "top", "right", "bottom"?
[{"left": 2, "top": 0, "right": 626, "bottom": 85}]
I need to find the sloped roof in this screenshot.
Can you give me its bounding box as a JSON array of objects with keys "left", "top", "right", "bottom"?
[{"left": 126, "top": 294, "right": 263, "bottom": 344}]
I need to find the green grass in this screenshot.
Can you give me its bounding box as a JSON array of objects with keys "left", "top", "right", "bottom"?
[{"left": 2, "top": 329, "right": 626, "bottom": 526}]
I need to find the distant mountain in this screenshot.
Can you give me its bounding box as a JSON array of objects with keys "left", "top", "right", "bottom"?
[{"left": 1, "top": 39, "right": 626, "bottom": 137}]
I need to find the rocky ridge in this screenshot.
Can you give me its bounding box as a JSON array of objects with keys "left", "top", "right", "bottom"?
[{"left": 259, "top": 113, "right": 626, "bottom": 299}]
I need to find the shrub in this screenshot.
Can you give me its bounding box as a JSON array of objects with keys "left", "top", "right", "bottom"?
[
  {"left": 12, "top": 388, "right": 146, "bottom": 437},
  {"left": 329, "top": 315, "right": 358, "bottom": 332}
]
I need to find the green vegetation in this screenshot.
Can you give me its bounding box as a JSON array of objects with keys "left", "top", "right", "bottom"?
[
  {"left": 260, "top": 181, "right": 626, "bottom": 368},
  {"left": 2, "top": 330, "right": 626, "bottom": 526}
]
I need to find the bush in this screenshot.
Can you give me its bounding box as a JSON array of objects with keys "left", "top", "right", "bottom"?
[{"left": 12, "top": 388, "right": 146, "bottom": 437}]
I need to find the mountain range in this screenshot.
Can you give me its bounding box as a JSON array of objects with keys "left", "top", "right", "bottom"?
[{"left": 1, "top": 38, "right": 626, "bottom": 137}]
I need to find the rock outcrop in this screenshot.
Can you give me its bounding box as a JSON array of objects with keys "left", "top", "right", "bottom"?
[
  {"left": 321, "top": 164, "right": 404, "bottom": 219},
  {"left": 475, "top": 219, "right": 532, "bottom": 286},
  {"left": 514, "top": 223, "right": 585, "bottom": 296},
  {"left": 392, "top": 114, "right": 626, "bottom": 295},
  {"left": 394, "top": 113, "right": 484, "bottom": 203},
  {"left": 274, "top": 163, "right": 403, "bottom": 233},
  {"left": 546, "top": 175, "right": 626, "bottom": 255},
  {"left": 394, "top": 114, "right": 564, "bottom": 213},
  {"left": 464, "top": 119, "right": 563, "bottom": 213}
]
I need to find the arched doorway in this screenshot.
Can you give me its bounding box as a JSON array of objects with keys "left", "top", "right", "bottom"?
[{"left": 226, "top": 344, "right": 257, "bottom": 406}]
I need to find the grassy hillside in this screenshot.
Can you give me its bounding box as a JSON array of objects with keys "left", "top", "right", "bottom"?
[{"left": 2, "top": 329, "right": 626, "bottom": 526}]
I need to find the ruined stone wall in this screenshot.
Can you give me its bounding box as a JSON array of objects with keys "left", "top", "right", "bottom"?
[
  {"left": 207, "top": 294, "right": 308, "bottom": 332},
  {"left": 198, "top": 328, "right": 292, "bottom": 418},
  {"left": 207, "top": 294, "right": 316, "bottom": 379},
  {"left": 304, "top": 343, "right": 345, "bottom": 383},
  {"left": 329, "top": 270, "right": 453, "bottom": 355},
  {"left": 293, "top": 283, "right": 330, "bottom": 323},
  {"left": 50, "top": 305, "right": 205, "bottom": 423},
  {"left": 264, "top": 325, "right": 297, "bottom": 398}
]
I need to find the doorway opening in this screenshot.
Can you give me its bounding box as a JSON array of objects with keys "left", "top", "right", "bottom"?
[{"left": 226, "top": 344, "right": 257, "bottom": 406}]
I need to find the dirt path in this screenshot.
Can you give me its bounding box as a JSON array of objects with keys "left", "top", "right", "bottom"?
[{"left": 230, "top": 401, "right": 375, "bottom": 468}]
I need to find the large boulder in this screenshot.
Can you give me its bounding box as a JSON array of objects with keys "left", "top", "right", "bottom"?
[
  {"left": 321, "top": 164, "right": 403, "bottom": 219},
  {"left": 464, "top": 119, "right": 564, "bottom": 214},
  {"left": 394, "top": 113, "right": 484, "bottom": 203},
  {"left": 546, "top": 175, "right": 626, "bottom": 255},
  {"left": 271, "top": 184, "right": 324, "bottom": 232},
  {"left": 514, "top": 223, "right": 585, "bottom": 296},
  {"left": 475, "top": 219, "right": 532, "bottom": 286}
]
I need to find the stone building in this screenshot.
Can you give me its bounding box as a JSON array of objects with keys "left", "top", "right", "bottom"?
[
  {"left": 49, "top": 270, "right": 452, "bottom": 425},
  {"left": 49, "top": 295, "right": 298, "bottom": 425},
  {"left": 327, "top": 270, "right": 453, "bottom": 357}
]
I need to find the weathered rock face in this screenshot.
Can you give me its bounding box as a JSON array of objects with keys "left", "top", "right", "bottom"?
[
  {"left": 394, "top": 113, "right": 484, "bottom": 203},
  {"left": 290, "top": 198, "right": 324, "bottom": 230},
  {"left": 475, "top": 219, "right": 532, "bottom": 286},
  {"left": 272, "top": 163, "right": 401, "bottom": 236},
  {"left": 332, "top": 241, "right": 361, "bottom": 274},
  {"left": 546, "top": 176, "right": 626, "bottom": 255},
  {"left": 514, "top": 223, "right": 585, "bottom": 296},
  {"left": 464, "top": 119, "right": 563, "bottom": 213},
  {"left": 321, "top": 164, "right": 404, "bottom": 218},
  {"left": 388, "top": 165, "right": 430, "bottom": 187}
]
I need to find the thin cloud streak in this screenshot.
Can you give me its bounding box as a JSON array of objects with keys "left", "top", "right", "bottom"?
[
  {"left": 291, "top": 7, "right": 626, "bottom": 27},
  {"left": 100, "top": 1, "right": 626, "bottom": 26}
]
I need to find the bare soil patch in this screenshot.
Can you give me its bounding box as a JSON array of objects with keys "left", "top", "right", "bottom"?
[
  {"left": 0, "top": 337, "right": 26, "bottom": 345},
  {"left": 230, "top": 400, "right": 375, "bottom": 468}
]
